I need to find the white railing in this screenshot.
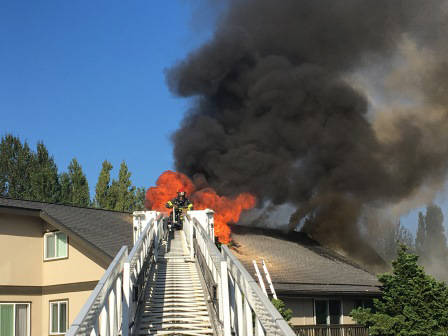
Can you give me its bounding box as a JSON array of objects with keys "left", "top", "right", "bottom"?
[
  {"left": 221, "top": 245, "right": 296, "bottom": 336},
  {"left": 183, "top": 213, "right": 231, "bottom": 336},
  {"left": 184, "top": 210, "right": 295, "bottom": 336},
  {"left": 123, "top": 213, "right": 165, "bottom": 336},
  {"left": 69, "top": 208, "right": 293, "bottom": 336},
  {"left": 67, "top": 211, "right": 163, "bottom": 336}
]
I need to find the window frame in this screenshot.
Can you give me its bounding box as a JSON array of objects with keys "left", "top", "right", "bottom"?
[
  {"left": 0, "top": 302, "right": 31, "bottom": 336},
  {"left": 49, "top": 300, "right": 68, "bottom": 335},
  {"left": 313, "top": 299, "right": 342, "bottom": 325},
  {"left": 44, "top": 231, "right": 68, "bottom": 261}
]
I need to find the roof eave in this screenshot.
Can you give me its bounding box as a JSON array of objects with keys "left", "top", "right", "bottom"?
[
  {"left": 40, "top": 210, "right": 112, "bottom": 268},
  {"left": 0, "top": 205, "right": 41, "bottom": 217}
]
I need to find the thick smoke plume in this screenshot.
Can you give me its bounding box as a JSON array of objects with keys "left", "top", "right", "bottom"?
[{"left": 167, "top": 0, "right": 448, "bottom": 265}]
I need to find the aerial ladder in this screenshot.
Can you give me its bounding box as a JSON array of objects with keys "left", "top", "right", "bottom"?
[{"left": 66, "top": 210, "right": 295, "bottom": 336}]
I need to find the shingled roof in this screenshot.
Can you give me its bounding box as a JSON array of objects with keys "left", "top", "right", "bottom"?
[
  {"left": 230, "top": 225, "right": 381, "bottom": 296},
  {"left": 0, "top": 197, "right": 133, "bottom": 261}
]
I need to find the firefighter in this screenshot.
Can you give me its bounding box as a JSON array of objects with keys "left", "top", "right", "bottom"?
[{"left": 166, "top": 191, "right": 193, "bottom": 229}]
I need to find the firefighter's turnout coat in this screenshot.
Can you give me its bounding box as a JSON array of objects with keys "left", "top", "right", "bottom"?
[{"left": 166, "top": 196, "right": 193, "bottom": 224}]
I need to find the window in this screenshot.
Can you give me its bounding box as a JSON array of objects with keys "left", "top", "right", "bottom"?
[
  {"left": 0, "top": 303, "right": 30, "bottom": 336},
  {"left": 44, "top": 232, "right": 68, "bottom": 260},
  {"left": 314, "top": 299, "right": 341, "bottom": 325},
  {"left": 50, "top": 301, "right": 67, "bottom": 334}
]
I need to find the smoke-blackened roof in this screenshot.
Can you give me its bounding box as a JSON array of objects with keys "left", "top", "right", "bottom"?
[
  {"left": 230, "top": 225, "right": 381, "bottom": 296},
  {"left": 0, "top": 197, "right": 133, "bottom": 260}
]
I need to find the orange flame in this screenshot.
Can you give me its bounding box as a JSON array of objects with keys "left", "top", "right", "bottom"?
[{"left": 145, "top": 170, "right": 256, "bottom": 243}]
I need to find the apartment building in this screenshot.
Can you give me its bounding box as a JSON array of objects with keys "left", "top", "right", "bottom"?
[
  {"left": 230, "top": 225, "right": 382, "bottom": 334},
  {"left": 0, "top": 197, "right": 133, "bottom": 336}
]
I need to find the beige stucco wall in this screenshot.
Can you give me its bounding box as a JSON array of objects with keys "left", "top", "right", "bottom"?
[
  {"left": 0, "top": 214, "right": 44, "bottom": 286},
  {"left": 283, "top": 298, "right": 314, "bottom": 325},
  {"left": 342, "top": 299, "right": 356, "bottom": 324},
  {"left": 41, "top": 290, "right": 92, "bottom": 336},
  {"left": 0, "top": 294, "right": 42, "bottom": 336},
  {"left": 42, "top": 240, "right": 105, "bottom": 286},
  {"left": 0, "top": 213, "right": 106, "bottom": 286},
  {"left": 282, "top": 297, "right": 361, "bottom": 326},
  {"left": 0, "top": 213, "right": 108, "bottom": 335}
]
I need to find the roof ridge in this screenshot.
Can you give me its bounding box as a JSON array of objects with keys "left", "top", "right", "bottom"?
[{"left": 0, "top": 196, "right": 132, "bottom": 214}]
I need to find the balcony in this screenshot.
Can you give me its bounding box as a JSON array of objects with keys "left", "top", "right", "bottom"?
[{"left": 293, "top": 324, "right": 369, "bottom": 336}]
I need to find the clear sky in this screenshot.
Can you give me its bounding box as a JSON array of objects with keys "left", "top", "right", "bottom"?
[
  {"left": 0, "top": 0, "right": 213, "bottom": 193},
  {"left": 1, "top": 1, "right": 446, "bottom": 234}
]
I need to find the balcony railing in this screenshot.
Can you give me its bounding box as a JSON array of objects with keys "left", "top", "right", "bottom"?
[{"left": 293, "top": 324, "right": 369, "bottom": 336}]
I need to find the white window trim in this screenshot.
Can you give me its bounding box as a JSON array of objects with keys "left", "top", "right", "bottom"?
[
  {"left": 44, "top": 231, "right": 68, "bottom": 261},
  {"left": 49, "top": 300, "right": 68, "bottom": 335},
  {"left": 0, "top": 302, "right": 31, "bottom": 336}
]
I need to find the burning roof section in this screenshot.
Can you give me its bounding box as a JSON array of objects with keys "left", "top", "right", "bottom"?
[{"left": 230, "top": 225, "right": 382, "bottom": 296}]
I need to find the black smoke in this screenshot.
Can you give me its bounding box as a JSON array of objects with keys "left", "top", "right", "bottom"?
[{"left": 166, "top": 0, "right": 448, "bottom": 262}]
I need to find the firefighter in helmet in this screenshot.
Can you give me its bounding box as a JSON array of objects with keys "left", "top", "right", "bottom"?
[{"left": 166, "top": 190, "right": 193, "bottom": 229}]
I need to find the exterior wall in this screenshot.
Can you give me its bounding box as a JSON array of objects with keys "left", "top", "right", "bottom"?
[
  {"left": 282, "top": 298, "right": 314, "bottom": 325},
  {"left": 0, "top": 213, "right": 107, "bottom": 335},
  {"left": 281, "top": 297, "right": 367, "bottom": 326},
  {"left": 0, "top": 294, "right": 42, "bottom": 336},
  {"left": 41, "top": 290, "right": 92, "bottom": 336},
  {"left": 0, "top": 214, "right": 44, "bottom": 286},
  {"left": 342, "top": 299, "right": 356, "bottom": 324},
  {"left": 42, "top": 240, "right": 105, "bottom": 286}
]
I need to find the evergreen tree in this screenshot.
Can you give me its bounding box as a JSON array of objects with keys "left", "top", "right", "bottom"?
[
  {"left": 67, "top": 158, "right": 90, "bottom": 207},
  {"left": 425, "top": 205, "right": 447, "bottom": 258},
  {"left": 352, "top": 245, "right": 448, "bottom": 336},
  {"left": 134, "top": 187, "right": 146, "bottom": 211},
  {"left": 59, "top": 172, "right": 72, "bottom": 204},
  {"left": 416, "top": 211, "right": 426, "bottom": 257},
  {"left": 395, "top": 221, "right": 415, "bottom": 252},
  {"left": 0, "top": 135, "right": 35, "bottom": 199},
  {"left": 414, "top": 205, "right": 448, "bottom": 280},
  {"left": 29, "top": 142, "right": 60, "bottom": 202},
  {"left": 94, "top": 160, "right": 113, "bottom": 208},
  {"left": 112, "top": 161, "right": 135, "bottom": 212}
]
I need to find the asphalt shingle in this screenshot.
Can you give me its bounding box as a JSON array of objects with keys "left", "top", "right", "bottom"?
[
  {"left": 0, "top": 197, "right": 133, "bottom": 258},
  {"left": 230, "top": 225, "right": 381, "bottom": 295}
]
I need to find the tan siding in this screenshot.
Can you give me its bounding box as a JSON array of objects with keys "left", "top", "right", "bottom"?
[
  {"left": 0, "top": 294, "right": 42, "bottom": 336},
  {"left": 0, "top": 214, "right": 43, "bottom": 286},
  {"left": 283, "top": 298, "right": 314, "bottom": 326}
]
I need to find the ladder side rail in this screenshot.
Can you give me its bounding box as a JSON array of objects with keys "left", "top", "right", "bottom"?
[
  {"left": 124, "top": 216, "right": 162, "bottom": 335},
  {"left": 221, "top": 246, "right": 296, "bottom": 336},
  {"left": 183, "top": 214, "right": 194, "bottom": 258},
  {"left": 191, "top": 217, "right": 234, "bottom": 335},
  {"left": 67, "top": 246, "right": 128, "bottom": 336}
]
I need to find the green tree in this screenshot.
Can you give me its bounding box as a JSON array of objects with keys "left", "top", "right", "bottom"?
[
  {"left": 415, "top": 211, "right": 426, "bottom": 257},
  {"left": 425, "top": 205, "right": 447, "bottom": 258},
  {"left": 112, "top": 161, "right": 135, "bottom": 212},
  {"left": 29, "top": 142, "right": 60, "bottom": 202},
  {"left": 271, "top": 298, "right": 292, "bottom": 322},
  {"left": 0, "top": 134, "right": 35, "bottom": 199},
  {"left": 59, "top": 172, "right": 72, "bottom": 204},
  {"left": 67, "top": 158, "right": 90, "bottom": 207},
  {"left": 414, "top": 205, "right": 448, "bottom": 280},
  {"left": 352, "top": 245, "right": 448, "bottom": 336},
  {"left": 134, "top": 187, "right": 146, "bottom": 211},
  {"left": 94, "top": 160, "right": 113, "bottom": 208}
]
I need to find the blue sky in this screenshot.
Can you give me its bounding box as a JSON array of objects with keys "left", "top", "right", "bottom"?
[
  {"left": 0, "top": 0, "right": 212, "bottom": 192},
  {"left": 0, "top": 1, "right": 446, "bottom": 234}
]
